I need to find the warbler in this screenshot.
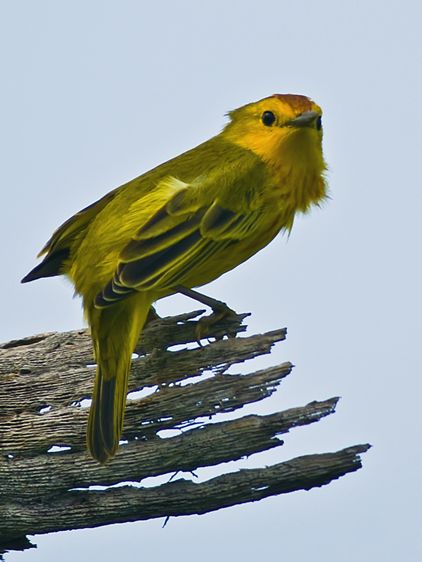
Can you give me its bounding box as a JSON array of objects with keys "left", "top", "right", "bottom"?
[{"left": 22, "top": 94, "right": 327, "bottom": 463}]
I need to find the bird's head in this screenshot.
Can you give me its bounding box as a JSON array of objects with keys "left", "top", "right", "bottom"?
[{"left": 223, "top": 94, "right": 324, "bottom": 170}]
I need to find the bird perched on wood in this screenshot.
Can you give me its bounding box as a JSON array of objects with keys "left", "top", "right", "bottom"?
[{"left": 22, "top": 93, "right": 327, "bottom": 463}]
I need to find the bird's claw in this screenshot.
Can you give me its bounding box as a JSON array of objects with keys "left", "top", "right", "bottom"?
[{"left": 195, "top": 305, "right": 239, "bottom": 342}]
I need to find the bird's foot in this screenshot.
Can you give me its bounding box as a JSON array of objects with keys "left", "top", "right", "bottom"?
[
  {"left": 175, "top": 285, "right": 239, "bottom": 342},
  {"left": 195, "top": 304, "right": 239, "bottom": 342}
]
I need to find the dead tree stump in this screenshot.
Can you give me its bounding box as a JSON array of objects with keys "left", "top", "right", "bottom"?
[{"left": 0, "top": 309, "right": 370, "bottom": 555}]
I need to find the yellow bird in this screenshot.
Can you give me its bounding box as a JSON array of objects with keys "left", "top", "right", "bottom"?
[{"left": 22, "top": 94, "right": 327, "bottom": 463}]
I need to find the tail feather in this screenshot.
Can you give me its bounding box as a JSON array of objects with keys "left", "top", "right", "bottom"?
[
  {"left": 86, "top": 294, "right": 150, "bottom": 463},
  {"left": 88, "top": 372, "right": 119, "bottom": 462}
]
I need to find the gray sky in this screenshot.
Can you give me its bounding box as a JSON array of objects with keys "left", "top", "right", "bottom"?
[{"left": 2, "top": 1, "right": 421, "bottom": 560}]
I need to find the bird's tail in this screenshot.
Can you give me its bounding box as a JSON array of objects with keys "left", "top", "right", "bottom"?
[{"left": 86, "top": 294, "right": 151, "bottom": 463}]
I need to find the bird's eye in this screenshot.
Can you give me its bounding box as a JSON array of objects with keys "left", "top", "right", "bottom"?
[
  {"left": 262, "top": 111, "right": 276, "bottom": 127},
  {"left": 316, "top": 116, "right": 322, "bottom": 131}
]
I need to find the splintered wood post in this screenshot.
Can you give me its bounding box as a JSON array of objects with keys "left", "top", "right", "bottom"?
[{"left": 0, "top": 309, "right": 370, "bottom": 555}]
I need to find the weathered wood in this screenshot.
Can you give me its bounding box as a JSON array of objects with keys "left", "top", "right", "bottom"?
[
  {"left": 1, "top": 351, "right": 291, "bottom": 457},
  {"left": 0, "top": 309, "right": 369, "bottom": 552},
  {"left": 0, "top": 445, "right": 370, "bottom": 539},
  {"left": 0, "top": 397, "right": 339, "bottom": 499},
  {"left": 0, "top": 317, "right": 284, "bottom": 415}
]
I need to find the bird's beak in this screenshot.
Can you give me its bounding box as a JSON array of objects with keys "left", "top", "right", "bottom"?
[{"left": 284, "top": 111, "right": 321, "bottom": 129}]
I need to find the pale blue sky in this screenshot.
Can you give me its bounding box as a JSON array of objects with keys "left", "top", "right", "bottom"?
[{"left": 2, "top": 1, "right": 421, "bottom": 561}]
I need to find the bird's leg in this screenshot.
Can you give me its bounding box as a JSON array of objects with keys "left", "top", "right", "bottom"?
[
  {"left": 176, "top": 286, "right": 232, "bottom": 312},
  {"left": 176, "top": 286, "right": 238, "bottom": 340}
]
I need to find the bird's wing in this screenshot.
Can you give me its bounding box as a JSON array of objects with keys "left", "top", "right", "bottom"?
[
  {"left": 21, "top": 188, "right": 121, "bottom": 283},
  {"left": 94, "top": 176, "right": 264, "bottom": 307}
]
